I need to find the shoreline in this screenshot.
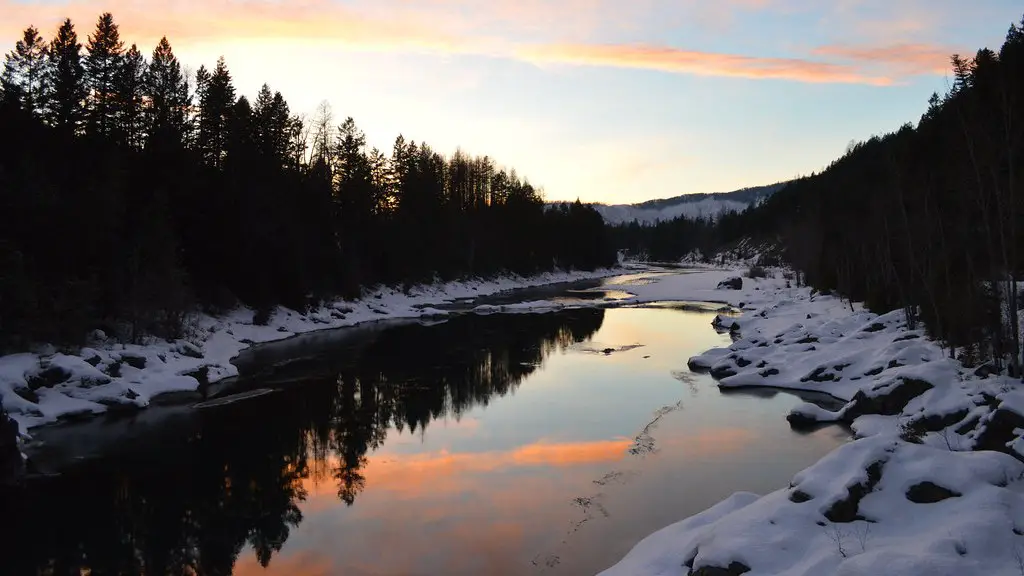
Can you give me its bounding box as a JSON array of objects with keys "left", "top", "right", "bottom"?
[
  {"left": 600, "top": 271, "right": 1024, "bottom": 576},
  {"left": 0, "top": 266, "right": 633, "bottom": 440}
]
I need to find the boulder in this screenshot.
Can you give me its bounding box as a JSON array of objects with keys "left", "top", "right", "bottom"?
[{"left": 717, "top": 277, "right": 743, "bottom": 290}]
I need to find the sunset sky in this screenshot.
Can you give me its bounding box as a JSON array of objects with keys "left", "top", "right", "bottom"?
[{"left": 3, "top": 1, "right": 1022, "bottom": 204}]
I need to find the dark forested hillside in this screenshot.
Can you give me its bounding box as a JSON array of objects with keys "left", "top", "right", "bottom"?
[
  {"left": 648, "top": 14, "right": 1024, "bottom": 371},
  {"left": 0, "top": 14, "right": 614, "bottom": 350}
]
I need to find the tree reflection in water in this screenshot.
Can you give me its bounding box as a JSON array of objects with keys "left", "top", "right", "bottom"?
[{"left": 1, "top": 308, "right": 604, "bottom": 575}]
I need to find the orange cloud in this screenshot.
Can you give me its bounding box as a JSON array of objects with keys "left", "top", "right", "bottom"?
[
  {"left": 0, "top": 0, "right": 477, "bottom": 54},
  {"left": 0, "top": 0, "right": 949, "bottom": 87},
  {"left": 517, "top": 43, "right": 894, "bottom": 85},
  {"left": 813, "top": 43, "right": 957, "bottom": 76}
]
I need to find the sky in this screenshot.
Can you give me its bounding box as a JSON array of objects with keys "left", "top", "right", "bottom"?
[{"left": 2, "top": 1, "right": 1023, "bottom": 204}]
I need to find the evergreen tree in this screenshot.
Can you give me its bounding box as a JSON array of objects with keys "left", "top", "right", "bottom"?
[
  {"left": 2, "top": 26, "right": 47, "bottom": 115},
  {"left": 252, "top": 84, "right": 291, "bottom": 165},
  {"left": 84, "top": 12, "right": 124, "bottom": 137},
  {"left": 197, "top": 57, "right": 234, "bottom": 167},
  {"left": 144, "top": 37, "right": 189, "bottom": 148},
  {"left": 113, "top": 43, "right": 145, "bottom": 148},
  {"left": 44, "top": 18, "right": 86, "bottom": 132}
]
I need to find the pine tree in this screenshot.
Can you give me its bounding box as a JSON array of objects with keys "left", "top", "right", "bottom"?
[
  {"left": 84, "top": 12, "right": 124, "bottom": 138},
  {"left": 113, "top": 44, "right": 145, "bottom": 148},
  {"left": 197, "top": 57, "right": 235, "bottom": 167},
  {"left": 252, "top": 84, "right": 291, "bottom": 165},
  {"left": 44, "top": 18, "right": 86, "bottom": 132},
  {"left": 144, "top": 37, "right": 189, "bottom": 147},
  {"left": 2, "top": 26, "right": 48, "bottom": 115}
]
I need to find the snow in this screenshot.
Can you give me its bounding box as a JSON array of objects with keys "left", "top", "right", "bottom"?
[
  {"left": 0, "top": 267, "right": 622, "bottom": 436},
  {"left": 594, "top": 197, "right": 750, "bottom": 225},
  {"left": 11, "top": 261, "right": 1024, "bottom": 575},
  {"left": 599, "top": 267, "right": 1024, "bottom": 576},
  {"left": 581, "top": 183, "right": 783, "bottom": 226}
]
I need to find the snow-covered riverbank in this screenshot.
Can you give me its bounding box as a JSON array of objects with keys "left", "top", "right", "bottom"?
[
  {"left": 0, "top": 267, "right": 628, "bottom": 437},
  {"left": 601, "top": 270, "right": 1024, "bottom": 576}
]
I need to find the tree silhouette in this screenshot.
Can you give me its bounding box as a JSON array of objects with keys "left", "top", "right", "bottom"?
[
  {"left": 84, "top": 12, "right": 124, "bottom": 137},
  {"left": 44, "top": 18, "right": 86, "bottom": 132}
]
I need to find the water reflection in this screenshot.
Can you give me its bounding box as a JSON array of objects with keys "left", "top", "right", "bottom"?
[{"left": 1, "top": 309, "right": 606, "bottom": 575}]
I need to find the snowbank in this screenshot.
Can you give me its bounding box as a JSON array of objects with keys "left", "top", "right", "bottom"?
[
  {"left": 0, "top": 268, "right": 621, "bottom": 436},
  {"left": 600, "top": 269, "right": 1024, "bottom": 576}
]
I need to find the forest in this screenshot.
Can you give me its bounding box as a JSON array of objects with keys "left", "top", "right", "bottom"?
[
  {"left": 614, "top": 13, "right": 1024, "bottom": 372},
  {"left": 0, "top": 13, "right": 614, "bottom": 351}
]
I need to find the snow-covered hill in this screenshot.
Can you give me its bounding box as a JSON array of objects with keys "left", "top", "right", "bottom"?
[{"left": 579, "top": 183, "right": 786, "bottom": 225}]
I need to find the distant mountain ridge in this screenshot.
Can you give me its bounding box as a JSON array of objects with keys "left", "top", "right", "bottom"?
[{"left": 571, "top": 182, "right": 787, "bottom": 225}]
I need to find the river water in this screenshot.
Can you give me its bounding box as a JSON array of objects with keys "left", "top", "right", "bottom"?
[{"left": 2, "top": 284, "right": 848, "bottom": 576}]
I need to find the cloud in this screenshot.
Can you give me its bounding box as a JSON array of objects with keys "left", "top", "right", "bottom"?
[
  {"left": 0, "top": 0, "right": 952, "bottom": 86},
  {"left": 813, "top": 43, "right": 957, "bottom": 76},
  {"left": 0, "top": 0, "right": 479, "bottom": 53},
  {"left": 517, "top": 43, "right": 894, "bottom": 85}
]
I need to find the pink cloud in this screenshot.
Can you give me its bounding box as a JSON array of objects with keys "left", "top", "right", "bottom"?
[
  {"left": 813, "top": 43, "right": 958, "bottom": 76},
  {"left": 517, "top": 43, "right": 894, "bottom": 85},
  {"left": 0, "top": 0, "right": 953, "bottom": 86}
]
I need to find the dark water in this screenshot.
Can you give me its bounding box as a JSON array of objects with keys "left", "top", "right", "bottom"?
[{"left": 2, "top": 305, "right": 847, "bottom": 576}]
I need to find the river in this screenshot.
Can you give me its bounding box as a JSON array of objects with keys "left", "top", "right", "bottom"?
[{"left": 1, "top": 278, "right": 848, "bottom": 575}]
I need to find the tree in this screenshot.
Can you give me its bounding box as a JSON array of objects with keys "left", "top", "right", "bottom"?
[
  {"left": 252, "top": 84, "right": 291, "bottom": 165},
  {"left": 2, "top": 26, "right": 48, "bottom": 115},
  {"left": 44, "top": 18, "right": 86, "bottom": 132},
  {"left": 144, "top": 37, "right": 189, "bottom": 148},
  {"left": 84, "top": 12, "right": 125, "bottom": 137},
  {"left": 196, "top": 57, "right": 234, "bottom": 167},
  {"left": 113, "top": 44, "right": 145, "bottom": 148}
]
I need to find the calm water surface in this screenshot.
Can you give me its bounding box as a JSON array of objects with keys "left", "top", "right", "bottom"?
[{"left": 3, "top": 303, "right": 847, "bottom": 576}]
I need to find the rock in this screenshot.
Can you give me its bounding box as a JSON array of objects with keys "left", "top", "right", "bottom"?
[
  {"left": 710, "top": 364, "right": 738, "bottom": 379},
  {"left": 12, "top": 386, "right": 39, "bottom": 404},
  {"left": 824, "top": 460, "right": 885, "bottom": 523},
  {"left": 84, "top": 355, "right": 102, "bottom": 367},
  {"left": 789, "top": 489, "right": 813, "bottom": 503},
  {"left": 908, "top": 409, "right": 970, "bottom": 434},
  {"left": 120, "top": 353, "right": 147, "bottom": 370},
  {"left": 975, "top": 406, "right": 1024, "bottom": 458},
  {"left": 842, "top": 378, "right": 933, "bottom": 422},
  {"left": 26, "top": 365, "right": 71, "bottom": 390},
  {"left": 712, "top": 315, "right": 740, "bottom": 331},
  {"left": 801, "top": 366, "right": 837, "bottom": 383},
  {"left": 906, "top": 481, "right": 960, "bottom": 503},
  {"left": 182, "top": 365, "right": 211, "bottom": 387},
  {"left": 717, "top": 277, "right": 743, "bottom": 290},
  {"left": 691, "top": 562, "right": 751, "bottom": 576},
  {"left": 105, "top": 360, "right": 123, "bottom": 378},
  {"left": 787, "top": 411, "right": 822, "bottom": 430},
  {"left": 759, "top": 368, "right": 780, "bottom": 377}
]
